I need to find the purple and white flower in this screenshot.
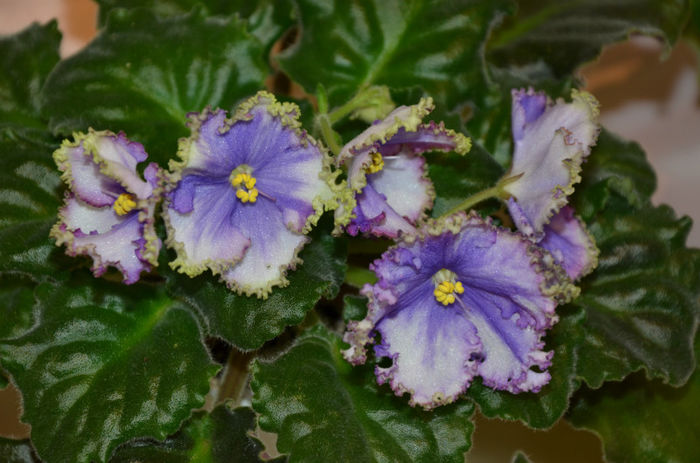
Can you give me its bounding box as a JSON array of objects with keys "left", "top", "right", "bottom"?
[
  {"left": 162, "top": 91, "right": 337, "bottom": 298},
  {"left": 343, "top": 212, "right": 577, "bottom": 409},
  {"left": 51, "top": 130, "right": 161, "bottom": 284},
  {"left": 503, "top": 88, "right": 600, "bottom": 280},
  {"left": 334, "top": 98, "right": 471, "bottom": 238}
]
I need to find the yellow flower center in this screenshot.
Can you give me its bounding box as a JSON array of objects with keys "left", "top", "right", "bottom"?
[
  {"left": 230, "top": 170, "right": 259, "bottom": 204},
  {"left": 365, "top": 152, "right": 384, "bottom": 174},
  {"left": 113, "top": 193, "right": 136, "bottom": 216},
  {"left": 432, "top": 269, "right": 464, "bottom": 306}
]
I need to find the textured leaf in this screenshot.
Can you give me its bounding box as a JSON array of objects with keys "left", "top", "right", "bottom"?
[
  {"left": 0, "top": 276, "right": 37, "bottom": 340},
  {"left": 40, "top": 8, "right": 268, "bottom": 165},
  {"left": 111, "top": 405, "right": 280, "bottom": 463},
  {"left": 343, "top": 294, "right": 368, "bottom": 322},
  {"left": 0, "top": 128, "right": 67, "bottom": 281},
  {"left": 574, "top": 197, "right": 700, "bottom": 388},
  {"left": 0, "top": 21, "right": 61, "bottom": 129},
  {"left": 278, "top": 0, "right": 513, "bottom": 108},
  {"left": 0, "top": 438, "right": 40, "bottom": 463},
  {"left": 0, "top": 279, "right": 218, "bottom": 463},
  {"left": 466, "top": 306, "right": 584, "bottom": 429},
  {"left": 96, "top": 0, "right": 238, "bottom": 25},
  {"left": 568, "top": 335, "right": 700, "bottom": 463},
  {"left": 166, "top": 218, "right": 347, "bottom": 351},
  {"left": 251, "top": 325, "right": 475, "bottom": 463}
]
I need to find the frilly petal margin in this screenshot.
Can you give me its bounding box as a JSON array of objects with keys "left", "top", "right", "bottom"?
[
  {"left": 503, "top": 88, "right": 600, "bottom": 238},
  {"left": 539, "top": 206, "right": 599, "bottom": 280},
  {"left": 343, "top": 211, "right": 577, "bottom": 409},
  {"left": 163, "top": 91, "right": 339, "bottom": 298},
  {"left": 50, "top": 131, "right": 161, "bottom": 284},
  {"left": 334, "top": 98, "right": 471, "bottom": 237}
]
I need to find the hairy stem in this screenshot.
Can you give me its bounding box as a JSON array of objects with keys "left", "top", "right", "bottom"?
[
  {"left": 316, "top": 113, "right": 342, "bottom": 156},
  {"left": 441, "top": 173, "right": 523, "bottom": 218},
  {"left": 216, "top": 348, "right": 254, "bottom": 406}
]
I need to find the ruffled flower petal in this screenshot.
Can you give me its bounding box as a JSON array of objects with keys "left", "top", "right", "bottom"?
[
  {"left": 51, "top": 131, "right": 161, "bottom": 284},
  {"left": 163, "top": 91, "right": 337, "bottom": 298},
  {"left": 503, "top": 88, "right": 599, "bottom": 237},
  {"left": 335, "top": 98, "right": 471, "bottom": 237},
  {"left": 343, "top": 212, "right": 576, "bottom": 409},
  {"left": 539, "top": 206, "right": 599, "bottom": 280}
]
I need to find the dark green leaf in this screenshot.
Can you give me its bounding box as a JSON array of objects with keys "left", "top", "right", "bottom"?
[
  {"left": 0, "top": 438, "right": 40, "bottom": 463},
  {"left": 251, "top": 325, "right": 475, "bottom": 463},
  {"left": 111, "top": 405, "right": 280, "bottom": 463},
  {"left": 574, "top": 197, "right": 700, "bottom": 388},
  {"left": 467, "top": 306, "right": 584, "bottom": 429},
  {"left": 568, "top": 334, "right": 700, "bottom": 463},
  {"left": 0, "top": 276, "right": 37, "bottom": 340},
  {"left": 430, "top": 142, "right": 505, "bottom": 217},
  {"left": 343, "top": 294, "right": 368, "bottom": 322},
  {"left": 166, "top": 218, "right": 347, "bottom": 350},
  {"left": 488, "top": 0, "right": 689, "bottom": 80},
  {"left": 278, "top": 0, "right": 513, "bottom": 108},
  {"left": 40, "top": 8, "right": 268, "bottom": 165},
  {"left": 0, "top": 279, "right": 218, "bottom": 463},
  {"left": 511, "top": 451, "right": 533, "bottom": 463},
  {"left": 0, "top": 21, "right": 61, "bottom": 129},
  {"left": 96, "top": 0, "right": 238, "bottom": 26}
]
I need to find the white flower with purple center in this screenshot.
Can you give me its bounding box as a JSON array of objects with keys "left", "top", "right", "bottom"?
[
  {"left": 50, "top": 130, "right": 161, "bottom": 284},
  {"left": 343, "top": 211, "right": 577, "bottom": 409},
  {"left": 162, "top": 91, "right": 337, "bottom": 298},
  {"left": 334, "top": 97, "right": 471, "bottom": 238},
  {"left": 502, "top": 88, "right": 600, "bottom": 280}
]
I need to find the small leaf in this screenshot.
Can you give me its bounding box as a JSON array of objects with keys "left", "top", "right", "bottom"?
[
  {"left": 0, "top": 438, "right": 40, "bottom": 463},
  {"left": 466, "top": 306, "right": 584, "bottom": 429},
  {"left": 166, "top": 218, "right": 347, "bottom": 350},
  {"left": 0, "top": 21, "right": 61, "bottom": 129},
  {"left": 511, "top": 451, "right": 533, "bottom": 463},
  {"left": 568, "top": 335, "right": 700, "bottom": 463},
  {"left": 40, "top": 8, "right": 268, "bottom": 165},
  {"left": 278, "top": 0, "right": 514, "bottom": 108},
  {"left": 0, "top": 278, "right": 218, "bottom": 463},
  {"left": 343, "top": 294, "right": 368, "bottom": 322},
  {"left": 111, "top": 405, "right": 280, "bottom": 462},
  {"left": 251, "top": 325, "right": 475, "bottom": 462}
]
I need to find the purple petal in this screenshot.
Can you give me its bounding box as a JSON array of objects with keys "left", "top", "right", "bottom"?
[
  {"left": 503, "top": 88, "right": 600, "bottom": 237},
  {"left": 348, "top": 181, "right": 416, "bottom": 239},
  {"left": 539, "top": 206, "right": 599, "bottom": 280}
]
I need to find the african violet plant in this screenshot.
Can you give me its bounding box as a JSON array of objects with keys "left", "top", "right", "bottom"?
[{"left": 1, "top": 1, "right": 699, "bottom": 462}]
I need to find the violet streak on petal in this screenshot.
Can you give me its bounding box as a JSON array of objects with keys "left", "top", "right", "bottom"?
[
  {"left": 343, "top": 212, "right": 577, "bottom": 409},
  {"left": 334, "top": 98, "right": 471, "bottom": 238},
  {"left": 50, "top": 130, "right": 161, "bottom": 284},
  {"left": 539, "top": 206, "right": 599, "bottom": 280},
  {"left": 163, "top": 91, "right": 337, "bottom": 299}
]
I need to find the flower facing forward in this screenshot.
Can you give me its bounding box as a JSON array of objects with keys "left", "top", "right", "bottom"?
[
  {"left": 51, "top": 130, "right": 161, "bottom": 284},
  {"left": 163, "top": 91, "right": 336, "bottom": 298},
  {"left": 502, "top": 88, "right": 600, "bottom": 280},
  {"left": 334, "top": 98, "right": 471, "bottom": 238},
  {"left": 343, "top": 212, "right": 577, "bottom": 409}
]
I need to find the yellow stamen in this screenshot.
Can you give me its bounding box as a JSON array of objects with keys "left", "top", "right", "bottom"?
[
  {"left": 113, "top": 193, "right": 136, "bottom": 216},
  {"left": 433, "top": 270, "right": 465, "bottom": 307},
  {"left": 230, "top": 169, "right": 259, "bottom": 204},
  {"left": 365, "top": 152, "right": 384, "bottom": 174}
]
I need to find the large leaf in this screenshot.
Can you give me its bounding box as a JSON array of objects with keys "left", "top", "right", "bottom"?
[
  {"left": 251, "top": 325, "right": 475, "bottom": 462},
  {"left": 96, "top": 0, "right": 238, "bottom": 25},
  {"left": 0, "top": 21, "right": 61, "bottom": 129},
  {"left": 0, "top": 128, "right": 67, "bottom": 281},
  {"left": 111, "top": 405, "right": 282, "bottom": 462},
  {"left": 277, "top": 0, "right": 514, "bottom": 108},
  {"left": 165, "top": 218, "right": 347, "bottom": 351},
  {"left": 466, "top": 306, "right": 584, "bottom": 429},
  {"left": 568, "top": 334, "right": 700, "bottom": 463},
  {"left": 40, "top": 8, "right": 268, "bottom": 165},
  {"left": 0, "top": 279, "right": 218, "bottom": 463},
  {"left": 0, "top": 438, "right": 40, "bottom": 463}
]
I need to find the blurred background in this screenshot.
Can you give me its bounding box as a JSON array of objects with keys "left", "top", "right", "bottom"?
[{"left": 1, "top": 0, "right": 699, "bottom": 461}]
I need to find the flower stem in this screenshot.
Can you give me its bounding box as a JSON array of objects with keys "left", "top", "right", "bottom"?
[
  {"left": 216, "top": 348, "right": 254, "bottom": 406},
  {"left": 316, "top": 113, "right": 342, "bottom": 156},
  {"left": 441, "top": 173, "right": 523, "bottom": 218}
]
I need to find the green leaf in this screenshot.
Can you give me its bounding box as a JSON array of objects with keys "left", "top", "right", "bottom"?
[
  {"left": 251, "top": 325, "right": 475, "bottom": 463},
  {"left": 511, "top": 451, "right": 533, "bottom": 463},
  {"left": 430, "top": 142, "right": 505, "bottom": 217},
  {"left": 96, "top": 0, "right": 238, "bottom": 26},
  {"left": 466, "top": 306, "right": 584, "bottom": 429},
  {"left": 343, "top": 294, "right": 368, "bottom": 322},
  {"left": 111, "top": 405, "right": 280, "bottom": 462},
  {"left": 166, "top": 218, "right": 347, "bottom": 350},
  {"left": 0, "top": 21, "right": 61, "bottom": 129},
  {"left": 0, "top": 127, "right": 68, "bottom": 281},
  {"left": 40, "top": 8, "right": 268, "bottom": 165},
  {"left": 574, "top": 197, "right": 700, "bottom": 388},
  {"left": 0, "top": 438, "right": 40, "bottom": 463},
  {"left": 0, "top": 276, "right": 37, "bottom": 340},
  {"left": 278, "top": 0, "right": 514, "bottom": 108},
  {"left": 0, "top": 279, "right": 218, "bottom": 463},
  {"left": 488, "top": 0, "right": 689, "bottom": 80},
  {"left": 568, "top": 334, "right": 700, "bottom": 463}
]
